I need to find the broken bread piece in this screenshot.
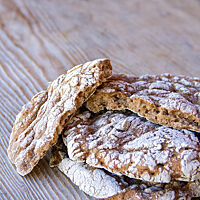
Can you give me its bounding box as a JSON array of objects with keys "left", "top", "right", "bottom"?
[
  {"left": 49, "top": 138, "right": 127, "bottom": 199},
  {"left": 86, "top": 73, "right": 200, "bottom": 132},
  {"left": 7, "top": 58, "right": 112, "bottom": 176},
  {"left": 63, "top": 109, "right": 200, "bottom": 183},
  {"left": 50, "top": 137, "right": 193, "bottom": 200}
]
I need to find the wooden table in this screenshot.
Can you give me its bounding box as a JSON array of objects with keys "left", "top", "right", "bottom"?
[{"left": 1, "top": 0, "right": 200, "bottom": 199}]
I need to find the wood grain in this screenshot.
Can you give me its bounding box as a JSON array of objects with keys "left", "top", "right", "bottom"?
[{"left": 0, "top": 0, "right": 200, "bottom": 199}]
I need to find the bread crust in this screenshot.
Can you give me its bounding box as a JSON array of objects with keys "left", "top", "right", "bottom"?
[
  {"left": 50, "top": 136, "right": 195, "bottom": 200},
  {"left": 86, "top": 73, "right": 200, "bottom": 132},
  {"left": 7, "top": 58, "right": 112, "bottom": 175},
  {"left": 63, "top": 109, "right": 200, "bottom": 183}
]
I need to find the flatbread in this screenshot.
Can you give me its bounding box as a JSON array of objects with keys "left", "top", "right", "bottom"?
[
  {"left": 63, "top": 109, "right": 200, "bottom": 183},
  {"left": 86, "top": 73, "right": 200, "bottom": 132},
  {"left": 7, "top": 58, "right": 112, "bottom": 175}
]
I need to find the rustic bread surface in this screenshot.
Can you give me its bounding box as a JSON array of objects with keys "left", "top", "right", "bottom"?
[
  {"left": 86, "top": 73, "right": 200, "bottom": 132},
  {"left": 50, "top": 137, "right": 194, "bottom": 200},
  {"left": 63, "top": 109, "right": 200, "bottom": 183},
  {"left": 7, "top": 58, "right": 112, "bottom": 175}
]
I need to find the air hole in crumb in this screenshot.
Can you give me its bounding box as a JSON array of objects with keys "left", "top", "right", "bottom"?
[{"left": 157, "top": 163, "right": 164, "bottom": 167}]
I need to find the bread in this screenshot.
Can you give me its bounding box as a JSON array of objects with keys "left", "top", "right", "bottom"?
[
  {"left": 63, "top": 109, "right": 200, "bottom": 183},
  {"left": 86, "top": 73, "right": 200, "bottom": 132},
  {"left": 50, "top": 135, "right": 194, "bottom": 200},
  {"left": 7, "top": 58, "right": 112, "bottom": 175}
]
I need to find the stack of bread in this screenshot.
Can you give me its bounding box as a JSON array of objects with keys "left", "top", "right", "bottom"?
[{"left": 7, "top": 59, "right": 200, "bottom": 199}]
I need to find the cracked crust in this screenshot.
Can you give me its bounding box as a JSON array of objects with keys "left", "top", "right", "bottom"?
[
  {"left": 86, "top": 73, "right": 200, "bottom": 132},
  {"left": 7, "top": 58, "right": 112, "bottom": 175},
  {"left": 49, "top": 139, "right": 194, "bottom": 200},
  {"left": 49, "top": 138, "right": 127, "bottom": 199},
  {"left": 63, "top": 109, "right": 200, "bottom": 183}
]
